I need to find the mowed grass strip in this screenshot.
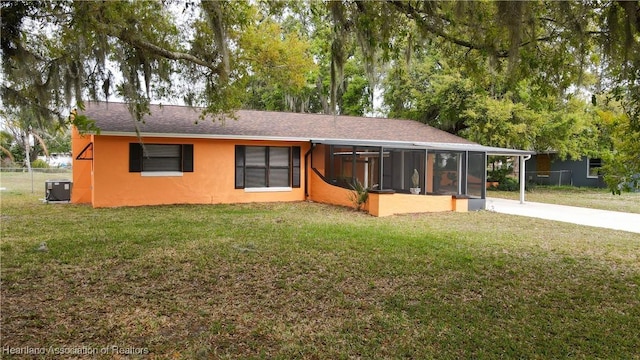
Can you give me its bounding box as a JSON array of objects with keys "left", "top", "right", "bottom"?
[
  {"left": 1, "top": 194, "right": 639, "bottom": 359},
  {"left": 489, "top": 186, "right": 640, "bottom": 214}
]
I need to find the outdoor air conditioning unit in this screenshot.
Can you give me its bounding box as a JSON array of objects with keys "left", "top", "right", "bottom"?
[{"left": 45, "top": 180, "right": 72, "bottom": 203}]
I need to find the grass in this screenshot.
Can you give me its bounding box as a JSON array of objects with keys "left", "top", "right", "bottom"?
[
  {"left": 489, "top": 185, "right": 640, "bottom": 214},
  {"left": 2, "top": 189, "right": 640, "bottom": 358},
  {"left": 0, "top": 170, "right": 72, "bottom": 198}
]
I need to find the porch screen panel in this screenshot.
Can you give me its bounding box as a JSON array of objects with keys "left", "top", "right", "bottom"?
[
  {"left": 433, "top": 152, "right": 462, "bottom": 195},
  {"left": 382, "top": 149, "right": 425, "bottom": 193},
  {"left": 467, "top": 152, "right": 485, "bottom": 198},
  {"left": 330, "top": 146, "right": 354, "bottom": 188}
]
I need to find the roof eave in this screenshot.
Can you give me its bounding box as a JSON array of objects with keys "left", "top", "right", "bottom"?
[
  {"left": 95, "top": 131, "right": 534, "bottom": 156},
  {"left": 97, "top": 131, "right": 311, "bottom": 143}
]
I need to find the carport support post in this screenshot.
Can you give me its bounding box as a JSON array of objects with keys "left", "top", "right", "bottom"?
[{"left": 519, "top": 155, "right": 531, "bottom": 204}]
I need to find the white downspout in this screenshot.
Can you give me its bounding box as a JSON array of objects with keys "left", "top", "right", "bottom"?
[
  {"left": 519, "top": 154, "right": 532, "bottom": 204},
  {"left": 364, "top": 157, "right": 369, "bottom": 188}
]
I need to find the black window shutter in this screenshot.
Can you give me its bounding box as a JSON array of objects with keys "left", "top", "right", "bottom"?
[
  {"left": 235, "top": 145, "right": 245, "bottom": 189},
  {"left": 129, "top": 143, "right": 142, "bottom": 172},
  {"left": 292, "top": 146, "right": 301, "bottom": 188},
  {"left": 182, "top": 144, "right": 194, "bottom": 172}
]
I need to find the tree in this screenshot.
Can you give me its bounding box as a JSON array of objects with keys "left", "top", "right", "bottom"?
[
  {"left": 0, "top": 108, "right": 50, "bottom": 169},
  {"left": 594, "top": 97, "right": 640, "bottom": 193},
  {"left": 0, "top": 130, "right": 15, "bottom": 165},
  {"left": 2, "top": 0, "right": 638, "bottom": 191},
  {"left": 0, "top": 1, "right": 316, "bottom": 125},
  {"left": 374, "top": 0, "right": 638, "bottom": 192}
]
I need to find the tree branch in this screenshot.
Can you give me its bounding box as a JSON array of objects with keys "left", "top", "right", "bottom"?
[
  {"left": 106, "top": 25, "right": 223, "bottom": 75},
  {"left": 121, "top": 35, "right": 220, "bottom": 72},
  {"left": 1, "top": 85, "right": 64, "bottom": 119},
  {"left": 388, "top": 0, "right": 510, "bottom": 58},
  {"left": 390, "top": 1, "right": 610, "bottom": 59}
]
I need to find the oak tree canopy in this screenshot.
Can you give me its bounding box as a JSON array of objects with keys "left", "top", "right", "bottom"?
[{"left": 1, "top": 0, "right": 638, "bottom": 191}]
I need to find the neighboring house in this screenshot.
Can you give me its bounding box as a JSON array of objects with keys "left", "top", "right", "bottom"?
[
  {"left": 528, "top": 153, "right": 606, "bottom": 188},
  {"left": 38, "top": 153, "right": 72, "bottom": 168},
  {"left": 72, "top": 102, "right": 532, "bottom": 216}
]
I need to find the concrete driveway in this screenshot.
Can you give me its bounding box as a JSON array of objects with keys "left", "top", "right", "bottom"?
[{"left": 486, "top": 197, "right": 640, "bottom": 234}]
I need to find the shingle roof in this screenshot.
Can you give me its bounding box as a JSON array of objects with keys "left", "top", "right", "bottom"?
[{"left": 82, "top": 101, "right": 474, "bottom": 145}]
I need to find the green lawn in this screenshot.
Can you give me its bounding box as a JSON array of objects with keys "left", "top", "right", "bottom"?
[
  {"left": 2, "top": 191, "right": 639, "bottom": 358},
  {"left": 0, "top": 170, "right": 72, "bottom": 197},
  {"left": 489, "top": 186, "right": 640, "bottom": 214}
]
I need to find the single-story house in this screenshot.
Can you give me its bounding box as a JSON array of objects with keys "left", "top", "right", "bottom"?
[
  {"left": 527, "top": 153, "right": 605, "bottom": 188},
  {"left": 72, "top": 102, "right": 533, "bottom": 216}
]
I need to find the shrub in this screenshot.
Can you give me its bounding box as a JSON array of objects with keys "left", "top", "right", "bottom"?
[
  {"left": 30, "top": 159, "right": 49, "bottom": 168},
  {"left": 496, "top": 177, "right": 519, "bottom": 191},
  {"left": 487, "top": 166, "right": 513, "bottom": 182},
  {"left": 348, "top": 179, "right": 369, "bottom": 211}
]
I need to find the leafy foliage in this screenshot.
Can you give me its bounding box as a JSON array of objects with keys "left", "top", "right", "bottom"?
[
  {"left": 1, "top": 0, "right": 639, "bottom": 191},
  {"left": 599, "top": 111, "right": 640, "bottom": 193},
  {"left": 30, "top": 158, "right": 49, "bottom": 169},
  {"left": 348, "top": 178, "right": 369, "bottom": 211}
]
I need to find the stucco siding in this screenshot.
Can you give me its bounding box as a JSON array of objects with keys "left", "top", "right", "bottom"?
[
  {"left": 86, "top": 135, "right": 308, "bottom": 207},
  {"left": 71, "top": 127, "right": 93, "bottom": 204}
]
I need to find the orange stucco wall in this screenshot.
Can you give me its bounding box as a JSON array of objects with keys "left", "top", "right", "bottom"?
[
  {"left": 311, "top": 144, "right": 326, "bottom": 174},
  {"left": 368, "top": 192, "right": 454, "bottom": 217},
  {"left": 84, "top": 135, "right": 308, "bottom": 208},
  {"left": 452, "top": 197, "right": 468, "bottom": 213},
  {"left": 308, "top": 167, "right": 470, "bottom": 216},
  {"left": 307, "top": 168, "right": 357, "bottom": 210},
  {"left": 72, "top": 131, "right": 473, "bottom": 214},
  {"left": 71, "top": 127, "right": 93, "bottom": 204}
]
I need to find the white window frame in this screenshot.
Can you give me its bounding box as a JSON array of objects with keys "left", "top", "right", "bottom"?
[{"left": 586, "top": 158, "right": 602, "bottom": 179}]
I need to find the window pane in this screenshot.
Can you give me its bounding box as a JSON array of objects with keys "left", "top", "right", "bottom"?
[
  {"left": 235, "top": 146, "right": 245, "bottom": 167},
  {"left": 246, "top": 147, "right": 266, "bottom": 166},
  {"left": 143, "top": 157, "right": 181, "bottom": 171},
  {"left": 246, "top": 168, "right": 266, "bottom": 187},
  {"left": 588, "top": 158, "right": 602, "bottom": 177},
  {"left": 270, "top": 147, "right": 289, "bottom": 166},
  {"left": 144, "top": 144, "right": 180, "bottom": 157},
  {"left": 235, "top": 166, "right": 244, "bottom": 188},
  {"left": 269, "top": 168, "right": 290, "bottom": 187}
]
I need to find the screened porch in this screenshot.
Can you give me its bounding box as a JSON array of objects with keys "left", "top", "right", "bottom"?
[{"left": 310, "top": 142, "right": 488, "bottom": 210}]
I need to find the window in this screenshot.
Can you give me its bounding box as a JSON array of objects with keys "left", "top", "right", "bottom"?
[
  {"left": 235, "top": 146, "right": 300, "bottom": 189},
  {"left": 129, "top": 143, "right": 193, "bottom": 174},
  {"left": 587, "top": 158, "right": 602, "bottom": 178},
  {"left": 537, "top": 154, "right": 551, "bottom": 177}
]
